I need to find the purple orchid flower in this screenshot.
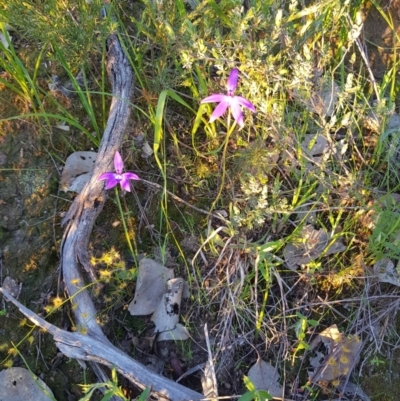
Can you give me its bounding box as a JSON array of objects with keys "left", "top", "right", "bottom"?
[
  {"left": 98, "top": 151, "right": 140, "bottom": 192},
  {"left": 200, "top": 68, "right": 256, "bottom": 128}
]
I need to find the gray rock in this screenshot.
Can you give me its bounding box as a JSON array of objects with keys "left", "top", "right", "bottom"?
[{"left": 0, "top": 367, "right": 56, "bottom": 401}]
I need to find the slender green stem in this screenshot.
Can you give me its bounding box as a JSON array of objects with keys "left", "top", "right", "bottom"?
[
  {"left": 209, "top": 112, "right": 236, "bottom": 213},
  {"left": 114, "top": 187, "right": 137, "bottom": 264}
]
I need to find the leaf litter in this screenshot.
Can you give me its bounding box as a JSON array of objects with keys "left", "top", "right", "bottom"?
[
  {"left": 283, "top": 225, "right": 346, "bottom": 270},
  {"left": 247, "top": 358, "right": 283, "bottom": 398},
  {"left": 128, "top": 259, "right": 189, "bottom": 341},
  {"left": 128, "top": 258, "right": 174, "bottom": 316},
  {"left": 306, "top": 76, "right": 340, "bottom": 118},
  {"left": 2, "top": 276, "right": 21, "bottom": 302},
  {"left": 308, "top": 325, "right": 363, "bottom": 382},
  {"left": 373, "top": 258, "right": 400, "bottom": 287}
]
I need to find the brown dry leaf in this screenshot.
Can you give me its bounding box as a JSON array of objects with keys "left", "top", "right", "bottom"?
[
  {"left": 334, "top": 381, "right": 371, "bottom": 401},
  {"left": 129, "top": 260, "right": 189, "bottom": 341},
  {"left": 60, "top": 151, "right": 97, "bottom": 192},
  {"left": 128, "top": 259, "right": 174, "bottom": 316},
  {"left": 310, "top": 325, "right": 342, "bottom": 350},
  {"left": 201, "top": 360, "right": 218, "bottom": 400},
  {"left": 363, "top": 110, "right": 381, "bottom": 132},
  {"left": 283, "top": 225, "right": 346, "bottom": 271},
  {"left": 295, "top": 205, "right": 317, "bottom": 225},
  {"left": 247, "top": 359, "right": 283, "bottom": 398},
  {"left": 131, "top": 334, "right": 156, "bottom": 352},
  {"left": 170, "top": 351, "right": 184, "bottom": 378},
  {"left": 301, "top": 134, "right": 330, "bottom": 171},
  {"left": 151, "top": 278, "right": 183, "bottom": 333},
  {"left": 145, "top": 355, "right": 165, "bottom": 374},
  {"left": 320, "top": 381, "right": 371, "bottom": 401},
  {"left": 2, "top": 276, "right": 22, "bottom": 302},
  {"left": 141, "top": 140, "right": 154, "bottom": 158},
  {"left": 157, "top": 323, "right": 189, "bottom": 341},
  {"left": 373, "top": 258, "right": 400, "bottom": 286},
  {"left": 309, "top": 324, "right": 362, "bottom": 382},
  {"left": 307, "top": 77, "right": 339, "bottom": 117}
]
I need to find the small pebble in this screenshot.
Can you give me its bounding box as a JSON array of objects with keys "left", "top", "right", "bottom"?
[{"left": 0, "top": 152, "right": 7, "bottom": 166}]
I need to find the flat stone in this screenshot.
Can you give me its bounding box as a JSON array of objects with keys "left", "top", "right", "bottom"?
[{"left": 0, "top": 367, "right": 56, "bottom": 401}]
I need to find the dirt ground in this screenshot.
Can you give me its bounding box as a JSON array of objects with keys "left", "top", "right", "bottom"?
[{"left": 2, "top": 1, "right": 400, "bottom": 400}]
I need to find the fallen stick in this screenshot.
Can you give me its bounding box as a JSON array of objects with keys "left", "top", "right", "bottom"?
[
  {"left": 60, "top": 31, "right": 133, "bottom": 342},
  {"left": 54, "top": 30, "right": 203, "bottom": 400},
  {"left": 0, "top": 288, "right": 203, "bottom": 401}
]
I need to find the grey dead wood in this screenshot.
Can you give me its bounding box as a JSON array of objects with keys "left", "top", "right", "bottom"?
[
  {"left": 0, "top": 288, "right": 203, "bottom": 401},
  {"left": 60, "top": 31, "right": 133, "bottom": 342},
  {"left": 59, "top": 33, "right": 203, "bottom": 400},
  {"left": 0, "top": 32, "right": 203, "bottom": 400}
]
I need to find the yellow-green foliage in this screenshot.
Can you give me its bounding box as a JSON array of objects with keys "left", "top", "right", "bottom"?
[{"left": 0, "top": 0, "right": 113, "bottom": 70}]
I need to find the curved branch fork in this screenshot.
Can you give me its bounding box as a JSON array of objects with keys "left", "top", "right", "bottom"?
[
  {"left": 1, "top": 34, "right": 203, "bottom": 400},
  {"left": 0, "top": 289, "right": 203, "bottom": 401}
]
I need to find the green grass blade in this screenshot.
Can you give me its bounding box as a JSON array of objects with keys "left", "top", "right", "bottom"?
[{"left": 154, "top": 89, "right": 195, "bottom": 170}]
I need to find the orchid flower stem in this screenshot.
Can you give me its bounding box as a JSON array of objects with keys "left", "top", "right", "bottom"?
[
  {"left": 210, "top": 112, "right": 236, "bottom": 213},
  {"left": 114, "top": 187, "right": 137, "bottom": 265},
  {"left": 122, "top": 191, "right": 139, "bottom": 259}
]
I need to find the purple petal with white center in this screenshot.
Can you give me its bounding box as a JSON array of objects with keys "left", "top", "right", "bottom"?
[
  {"left": 105, "top": 179, "right": 119, "bottom": 189},
  {"left": 200, "top": 94, "right": 227, "bottom": 104},
  {"left": 235, "top": 96, "right": 257, "bottom": 112},
  {"left": 98, "top": 173, "right": 119, "bottom": 189},
  {"left": 114, "top": 151, "right": 124, "bottom": 174},
  {"left": 98, "top": 172, "right": 115, "bottom": 181},
  {"left": 231, "top": 101, "right": 244, "bottom": 127},
  {"left": 123, "top": 172, "right": 140, "bottom": 181},
  {"left": 227, "top": 68, "right": 239, "bottom": 96},
  {"left": 209, "top": 101, "right": 230, "bottom": 122}
]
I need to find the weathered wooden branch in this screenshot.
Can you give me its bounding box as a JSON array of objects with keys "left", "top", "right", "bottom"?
[
  {"left": 0, "top": 288, "right": 203, "bottom": 401},
  {"left": 0, "top": 32, "right": 204, "bottom": 400},
  {"left": 60, "top": 31, "right": 134, "bottom": 342},
  {"left": 58, "top": 32, "right": 203, "bottom": 400}
]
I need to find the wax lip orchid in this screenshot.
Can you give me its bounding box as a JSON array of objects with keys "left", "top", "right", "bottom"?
[
  {"left": 98, "top": 151, "right": 140, "bottom": 192},
  {"left": 201, "top": 68, "right": 256, "bottom": 128}
]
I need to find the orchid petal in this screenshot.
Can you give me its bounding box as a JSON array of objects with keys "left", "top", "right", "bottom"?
[
  {"left": 98, "top": 172, "right": 115, "bottom": 181},
  {"left": 119, "top": 177, "right": 132, "bottom": 192},
  {"left": 105, "top": 176, "right": 119, "bottom": 189},
  {"left": 114, "top": 151, "right": 124, "bottom": 174},
  {"left": 209, "top": 101, "right": 230, "bottom": 123},
  {"left": 98, "top": 172, "right": 119, "bottom": 190},
  {"left": 201, "top": 94, "right": 227, "bottom": 104},
  {"left": 123, "top": 172, "right": 140, "bottom": 181},
  {"left": 235, "top": 96, "right": 256, "bottom": 112},
  {"left": 231, "top": 101, "right": 244, "bottom": 127},
  {"left": 227, "top": 68, "right": 239, "bottom": 95},
  {"left": 105, "top": 180, "right": 119, "bottom": 190}
]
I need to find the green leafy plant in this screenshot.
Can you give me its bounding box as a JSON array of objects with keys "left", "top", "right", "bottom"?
[
  {"left": 79, "top": 368, "right": 146, "bottom": 401},
  {"left": 0, "top": 0, "right": 112, "bottom": 70},
  {"left": 0, "top": 22, "right": 45, "bottom": 106},
  {"left": 369, "top": 207, "right": 400, "bottom": 261},
  {"left": 239, "top": 375, "right": 273, "bottom": 401},
  {"left": 370, "top": 355, "right": 386, "bottom": 368},
  {"left": 292, "top": 312, "right": 319, "bottom": 360}
]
